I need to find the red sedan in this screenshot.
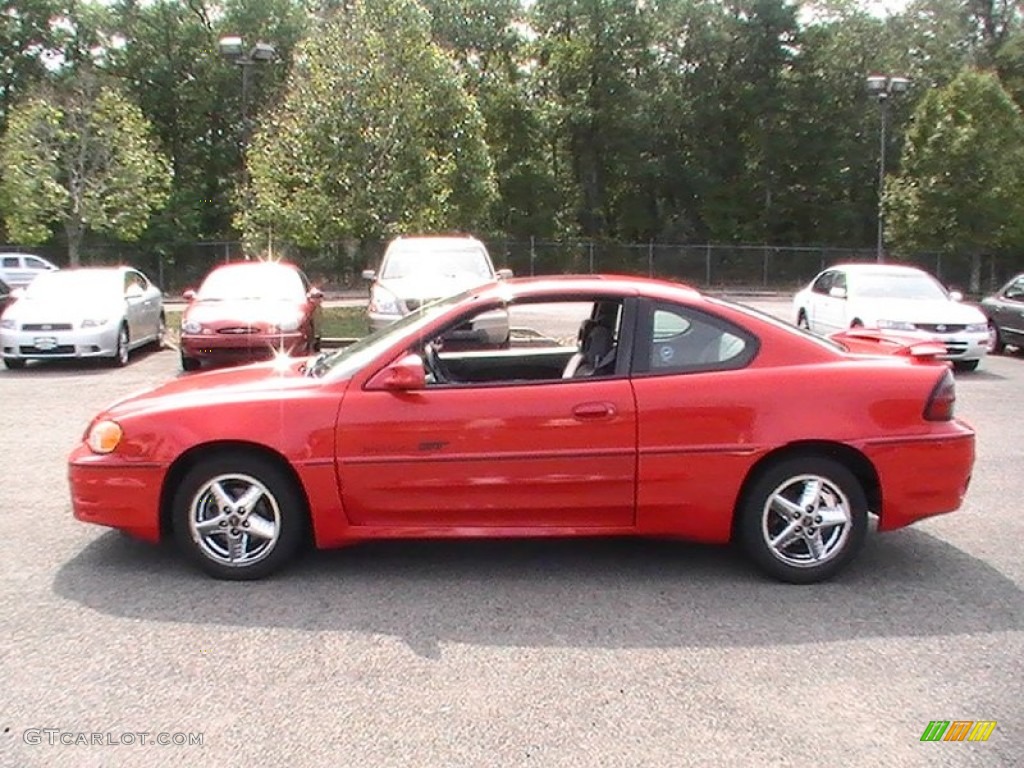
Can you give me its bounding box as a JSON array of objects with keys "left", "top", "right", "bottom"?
[
  {"left": 69, "top": 276, "right": 975, "bottom": 583},
  {"left": 178, "top": 260, "right": 322, "bottom": 371}
]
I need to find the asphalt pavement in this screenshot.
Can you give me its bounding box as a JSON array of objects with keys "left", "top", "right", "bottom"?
[{"left": 0, "top": 304, "right": 1021, "bottom": 768}]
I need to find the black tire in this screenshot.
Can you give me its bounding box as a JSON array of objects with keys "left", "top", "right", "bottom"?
[
  {"left": 3, "top": 357, "right": 26, "bottom": 370},
  {"left": 850, "top": 319, "right": 864, "bottom": 329},
  {"left": 110, "top": 323, "right": 130, "bottom": 367},
  {"left": 988, "top": 322, "right": 1005, "bottom": 355},
  {"left": 172, "top": 453, "right": 308, "bottom": 580},
  {"left": 953, "top": 359, "right": 980, "bottom": 372},
  {"left": 180, "top": 351, "right": 201, "bottom": 372},
  {"left": 737, "top": 456, "right": 868, "bottom": 584},
  {"left": 154, "top": 313, "right": 167, "bottom": 349},
  {"left": 796, "top": 311, "right": 810, "bottom": 330}
]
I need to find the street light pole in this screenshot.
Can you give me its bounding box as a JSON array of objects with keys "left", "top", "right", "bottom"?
[
  {"left": 218, "top": 38, "right": 276, "bottom": 188},
  {"left": 866, "top": 74, "right": 911, "bottom": 263}
]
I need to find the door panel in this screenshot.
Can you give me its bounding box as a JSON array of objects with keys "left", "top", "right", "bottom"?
[
  {"left": 335, "top": 378, "right": 637, "bottom": 528},
  {"left": 998, "top": 282, "right": 1024, "bottom": 343},
  {"left": 631, "top": 371, "right": 760, "bottom": 543}
]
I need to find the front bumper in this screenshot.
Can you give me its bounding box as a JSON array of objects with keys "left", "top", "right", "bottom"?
[
  {"left": 180, "top": 331, "right": 307, "bottom": 361},
  {"left": 926, "top": 330, "right": 989, "bottom": 361},
  {"left": 367, "top": 311, "right": 403, "bottom": 333},
  {"left": 68, "top": 444, "right": 166, "bottom": 542},
  {"left": 1, "top": 325, "right": 120, "bottom": 360}
]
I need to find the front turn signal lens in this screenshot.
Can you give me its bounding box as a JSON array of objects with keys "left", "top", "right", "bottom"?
[{"left": 87, "top": 420, "right": 123, "bottom": 454}]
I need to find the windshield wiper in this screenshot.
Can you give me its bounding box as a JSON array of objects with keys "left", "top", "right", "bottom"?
[{"left": 304, "top": 350, "right": 331, "bottom": 378}]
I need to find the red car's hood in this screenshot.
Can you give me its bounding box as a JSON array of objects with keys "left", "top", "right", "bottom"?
[
  {"left": 103, "top": 357, "right": 330, "bottom": 418},
  {"left": 183, "top": 298, "right": 307, "bottom": 326}
]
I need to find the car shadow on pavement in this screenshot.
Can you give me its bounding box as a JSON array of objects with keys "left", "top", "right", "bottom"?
[
  {"left": 53, "top": 529, "right": 1023, "bottom": 657},
  {"left": 957, "top": 369, "right": 1007, "bottom": 381},
  {"left": 0, "top": 345, "right": 170, "bottom": 376}
]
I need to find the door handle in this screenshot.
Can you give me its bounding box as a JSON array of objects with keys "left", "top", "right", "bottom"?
[{"left": 572, "top": 402, "right": 616, "bottom": 420}]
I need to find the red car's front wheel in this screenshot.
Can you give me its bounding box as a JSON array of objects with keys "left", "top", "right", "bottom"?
[{"left": 172, "top": 454, "right": 308, "bottom": 580}]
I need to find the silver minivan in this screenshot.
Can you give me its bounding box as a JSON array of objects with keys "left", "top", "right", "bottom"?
[{"left": 362, "top": 235, "right": 512, "bottom": 342}]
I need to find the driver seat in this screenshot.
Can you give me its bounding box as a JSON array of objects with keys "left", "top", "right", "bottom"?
[{"left": 562, "top": 318, "right": 616, "bottom": 378}]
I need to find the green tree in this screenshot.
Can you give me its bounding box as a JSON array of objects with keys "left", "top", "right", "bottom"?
[
  {"left": 531, "top": 0, "right": 654, "bottom": 239},
  {"left": 241, "top": 0, "right": 496, "bottom": 249},
  {"left": 421, "top": 0, "right": 562, "bottom": 237},
  {"left": 885, "top": 68, "right": 1024, "bottom": 290},
  {"left": 1, "top": 0, "right": 68, "bottom": 134},
  {"left": 104, "top": 0, "right": 309, "bottom": 246},
  {"left": 0, "top": 72, "right": 172, "bottom": 265}
]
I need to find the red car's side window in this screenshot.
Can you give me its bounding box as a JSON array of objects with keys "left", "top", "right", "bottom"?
[
  {"left": 420, "top": 298, "right": 628, "bottom": 387},
  {"left": 635, "top": 302, "right": 758, "bottom": 375}
]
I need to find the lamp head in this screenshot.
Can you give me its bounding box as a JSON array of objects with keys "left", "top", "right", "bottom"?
[
  {"left": 889, "top": 76, "right": 911, "bottom": 94},
  {"left": 866, "top": 75, "right": 888, "bottom": 95},
  {"left": 250, "top": 42, "right": 277, "bottom": 62},
  {"left": 218, "top": 35, "right": 244, "bottom": 58}
]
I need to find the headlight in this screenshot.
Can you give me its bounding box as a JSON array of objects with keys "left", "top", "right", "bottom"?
[
  {"left": 966, "top": 323, "right": 987, "bottom": 333},
  {"left": 81, "top": 318, "right": 109, "bottom": 328},
  {"left": 877, "top": 319, "right": 916, "bottom": 331},
  {"left": 87, "top": 419, "right": 122, "bottom": 454},
  {"left": 182, "top": 320, "right": 202, "bottom": 334},
  {"left": 273, "top": 316, "right": 302, "bottom": 333},
  {"left": 0, "top": 318, "right": 15, "bottom": 330},
  {"left": 369, "top": 287, "right": 401, "bottom": 315}
]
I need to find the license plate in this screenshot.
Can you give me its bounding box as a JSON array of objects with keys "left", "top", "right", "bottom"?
[{"left": 34, "top": 337, "right": 58, "bottom": 350}]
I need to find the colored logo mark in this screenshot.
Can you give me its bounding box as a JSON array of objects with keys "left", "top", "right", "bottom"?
[{"left": 920, "top": 720, "right": 997, "bottom": 742}]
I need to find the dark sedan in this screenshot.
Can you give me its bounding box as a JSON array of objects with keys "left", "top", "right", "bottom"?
[{"left": 980, "top": 273, "right": 1024, "bottom": 353}]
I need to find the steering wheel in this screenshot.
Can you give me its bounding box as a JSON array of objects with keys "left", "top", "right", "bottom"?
[{"left": 422, "top": 341, "right": 448, "bottom": 384}]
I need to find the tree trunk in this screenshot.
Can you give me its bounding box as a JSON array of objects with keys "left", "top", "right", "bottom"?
[
  {"left": 970, "top": 252, "right": 982, "bottom": 294},
  {"left": 65, "top": 218, "right": 84, "bottom": 267}
]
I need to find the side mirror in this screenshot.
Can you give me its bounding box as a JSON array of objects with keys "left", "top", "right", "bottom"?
[
  {"left": 949, "top": 290, "right": 963, "bottom": 302},
  {"left": 496, "top": 268, "right": 514, "bottom": 280},
  {"left": 308, "top": 287, "right": 324, "bottom": 302},
  {"left": 365, "top": 354, "right": 426, "bottom": 391},
  {"left": 182, "top": 289, "right": 197, "bottom": 302},
  {"left": 361, "top": 269, "right": 376, "bottom": 281},
  {"left": 828, "top": 286, "right": 847, "bottom": 299}
]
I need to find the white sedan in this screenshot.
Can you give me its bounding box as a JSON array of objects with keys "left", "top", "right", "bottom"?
[
  {"left": 0, "top": 267, "right": 165, "bottom": 370},
  {"left": 793, "top": 263, "right": 989, "bottom": 371}
]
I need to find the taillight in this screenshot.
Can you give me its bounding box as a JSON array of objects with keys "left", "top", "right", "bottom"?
[{"left": 924, "top": 369, "right": 956, "bottom": 421}]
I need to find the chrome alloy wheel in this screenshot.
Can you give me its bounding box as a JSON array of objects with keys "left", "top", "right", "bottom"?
[
  {"left": 116, "top": 325, "right": 129, "bottom": 366},
  {"left": 760, "top": 474, "right": 852, "bottom": 568},
  {"left": 187, "top": 473, "right": 282, "bottom": 567}
]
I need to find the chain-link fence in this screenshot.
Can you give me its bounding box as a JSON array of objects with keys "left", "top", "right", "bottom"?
[{"left": 5, "top": 238, "right": 1022, "bottom": 297}]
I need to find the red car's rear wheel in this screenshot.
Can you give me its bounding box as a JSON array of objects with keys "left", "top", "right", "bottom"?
[{"left": 738, "top": 456, "right": 868, "bottom": 583}]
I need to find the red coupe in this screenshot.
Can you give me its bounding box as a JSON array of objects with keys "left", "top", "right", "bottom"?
[
  {"left": 69, "top": 276, "right": 975, "bottom": 583},
  {"left": 178, "top": 260, "right": 322, "bottom": 371}
]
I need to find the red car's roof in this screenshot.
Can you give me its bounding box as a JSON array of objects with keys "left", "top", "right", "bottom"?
[
  {"left": 473, "top": 274, "right": 704, "bottom": 302},
  {"left": 206, "top": 260, "right": 301, "bottom": 273}
]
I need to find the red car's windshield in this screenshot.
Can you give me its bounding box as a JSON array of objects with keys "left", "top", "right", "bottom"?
[
  {"left": 199, "top": 264, "right": 305, "bottom": 301},
  {"left": 309, "top": 290, "right": 475, "bottom": 378}
]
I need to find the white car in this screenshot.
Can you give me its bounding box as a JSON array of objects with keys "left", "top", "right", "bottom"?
[
  {"left": 362, "top": 235, "right": 513, "bottom": 343},
  {"left": 793, "top": 263, "right": 989, "bottom": 371},
  {"left": 0, "top": 252, "right": 58, "bottom": 287},
  {"left": 0, "top": 267, "right": 165, "bottom": 370}
]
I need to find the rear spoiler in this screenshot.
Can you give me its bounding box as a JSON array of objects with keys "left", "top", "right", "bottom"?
[{"left": 830, "top": 329, "right": 948, "bottom": 361}]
